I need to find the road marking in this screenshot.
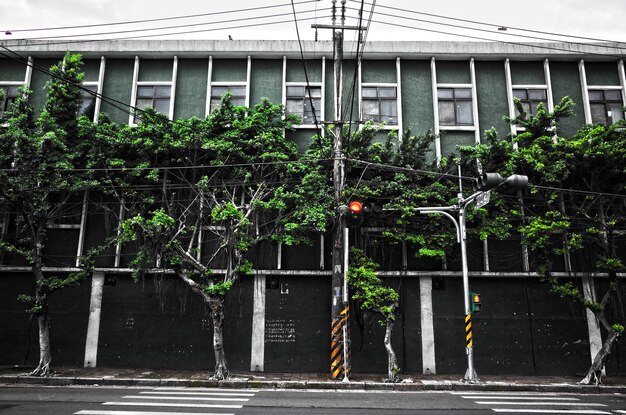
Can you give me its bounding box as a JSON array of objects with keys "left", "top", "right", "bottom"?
[
  {"left": 477, "top": 401, "right": 606, "bottom": 406},
  {"left": 462, "top": 396, "right": 580, "bottom": 400},
  {"left": 152, "top": 387, "right": 254, "bottom": 393},
  {"left": 140, "top": 391, "right": 255, "bottom": 397},
  {"left": 122, "top": 395, "right": 248, "bottom": 402},
  {"left": 452, "top": 391, "right": 564, "bottom": 396},
  {"left": 492, "top": 410, "right": 611, "bottom": 414},
  {"left": 103, "top": 401, "right": 243, "bottom": 409},
  {"left": 76, "top": 411, "right": 234, "bottom": 415}
]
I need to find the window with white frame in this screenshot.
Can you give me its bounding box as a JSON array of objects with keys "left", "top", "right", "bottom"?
[
  {"left": 437, "top": 87, "right": 473, "bottom": 126},
  {"left": 134, "top": 84, "right": 172, "bottom": 122},
  {"left": 0, "top": 85, "right": 21, "bottom": 114},
  {"left": 589, "top": 89, "right": 625, "bottom": 125},
  {"left": 209, "top": 85, "right": 246, "bottom": 112},
  {"left": 78, "top": 84, "right": 98, "bottom": 120},
  {"left": 286, "top": 85, "right": 321, "bottom": 124},
  {"left": 512, "top": 88, "right": 548, "bottom": 116},
  {"left": 361, "top": 85, "right": 398, "bottom": 125}
]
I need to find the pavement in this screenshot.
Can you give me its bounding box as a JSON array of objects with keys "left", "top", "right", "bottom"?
[{"left": 1, "top": 366, "right": 626, "bottom": 394}]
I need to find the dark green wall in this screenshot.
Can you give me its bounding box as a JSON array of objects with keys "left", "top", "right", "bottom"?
[
  {"left": 100, "top": 59, "right": 135, "bottom": 123},
  {"left": 82, "top": 59, "right": 102, "bottom": 82},
  {"left": 436, "top": 60, "right": 470, "bottom": 84},
  {"left": 440, "top": 130, "right": 474, "bottom": 157},
  {"left": 286, "top": 59, "right": 322, "bottom": 83},
  {"left": 585, "top": 61, "right": 620, "bottom": 85},
  {"left": 138, "top": 58, "right": 173, "bottom": 82},
  {"left": 212, "top": 59, "right": 247, "bottom": 82},
  {"left": 29, "top": 58, "right": 57, "bottom": 113},
  {"left": 510, "top": 61, "right": 545, "bottom": 85},
  {"left": 550, "top": 61, "right": 586, "bottom": 136},
  {"left": 362, "top": 60, "right": 396, "bottom": 83},
  {"left": 475, "top": 61, "right": 509, "bottom": 139},
  {"left": 174, "top": 58, "right": 208, "bottom": 119},
  {"left": 0, "top": 58, "right": 27, "bottom": 81},
  {"left": 401, "top": 60, "right": 434, "bottom": 135},
  {"left": 250, "top": 59, "right": 282, "bottom": 105}
]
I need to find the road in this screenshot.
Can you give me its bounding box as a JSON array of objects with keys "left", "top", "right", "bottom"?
[{"left": 0, "top": 384, "right": 625, "bottom": 414}]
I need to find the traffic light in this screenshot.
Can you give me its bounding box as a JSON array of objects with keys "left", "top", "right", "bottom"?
[
  {"left": 348, "top": 200, "right": 363, "bottom": 214},
  {"left": 347, "top": 200, "right": 383, "bottom": 215},
  {"left": 476, "top": 172, "right": 504, "bottom": 191},
  {"left": 498, "top": 174, "right": 529, "bottom": 194},
  {"left": 476, "top": 172, "right": 528, "bottom": 193},
  {"left": 471, "top": 292, "right": 482, "bottom": 313}
]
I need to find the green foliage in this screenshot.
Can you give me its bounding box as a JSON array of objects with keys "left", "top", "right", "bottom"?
[
  {"left": 202, "top": 281, "right": 234, "bottom": 297},
  {"left": 347, "top": 248, "right": 399, "bottom": 321},
  {"left": 612, "top": 324, "right": 625, "bottom": 334}
]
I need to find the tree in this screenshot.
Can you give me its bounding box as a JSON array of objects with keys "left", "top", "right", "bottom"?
[
  {"left": 109, "top": 96, "right": 301, "bottom": 379},
  {"left": 347, "top": 248, "right": 400, "bottom": 382},
  {"left": 0, "top": 53, "right": 95, "bottom": 376},
  {"left": 461, "top": 97, "right": 626, "bottom": 384}
]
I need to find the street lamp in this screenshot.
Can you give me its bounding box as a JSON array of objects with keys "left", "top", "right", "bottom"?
[{"left": 417, "top": 171, "right": 528, "bottom": 382}]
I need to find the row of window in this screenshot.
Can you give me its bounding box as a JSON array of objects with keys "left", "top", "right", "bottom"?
[{"left": 1, "top": 79, "right": 624, "bottom": 127}]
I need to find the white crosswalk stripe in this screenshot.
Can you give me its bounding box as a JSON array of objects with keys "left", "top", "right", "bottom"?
[
  {"left": 74, "top": 387, "right": 257, "bottom": 415},
  {"left": 457, "top": 392, "right": 611, "bottom": 414}
]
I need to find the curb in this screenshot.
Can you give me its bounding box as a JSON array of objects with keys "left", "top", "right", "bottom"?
[{"left": 1, "top": 375, "right": 625, "bottom": 394}]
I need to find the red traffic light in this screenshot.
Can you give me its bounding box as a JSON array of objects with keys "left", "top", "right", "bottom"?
[
  {"left": 349, "top": 200, "right": 363, "bottom": 214},
  {"left": 472, "top": 294, "right": 481, "bottom": 303}
]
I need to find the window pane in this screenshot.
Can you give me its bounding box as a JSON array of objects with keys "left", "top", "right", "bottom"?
[
  {"left": 438, "top": 101, "right": 455, "bottom": 125},
  {"left": 362, "top": 100, "right": 379, "bottom": 121},
  {"left": 210, "top": 98, "right": 222, "bottom": 110},
  {"left": 378, "top": 87, "right": 396, "bottom": 98},
  {"left": 457, "top": 101, "right": 473, "bottom": 125},
  {"left": 154, "top": 86, "right": 171, "bottom": 98},
  {"left": 513, "top": 89, "right": 528, "bottom": 100},
  {"left": 380, "top": 100, "right": 397, "bottom": 119},
  {"left": 515, "top": 102, "right": 531, "bottom": 116},
  {"left": 362, "top": 87, "right": 377, "bottom": 98},
  {"left": 137, "top": 86, "right": 154, "bottom": 98},
  {"left": 287, "top": 86, "right": 304, "bottom": 97},
  {"left": 590, "top": 103, "right": 607, "bottom": 124},
  {"left": 604, "top": 90, "right": 622, "bottom": 101},
  {"left": 136, "top": 98, "right": 153, "bottom": 110},
  {"left": 286, "top": 99, "right": 302, "bottom": 115},
  {"left": 211, "top": 86, "right": 230, "bottom": 97},
  {"left": 528, "top": 89, "right": 547, "bottom": 100},
  {"left": 588, "top": 90, "right": 604, "bottom": 101},
  {"left": 438, "top": 88, "right": 453, "bottom": 99},
  {"left": 153, "top": 98, "right": 170, "bottom": 114},
  {"left": 308, "top": 86, "right": 322, "bottom": 98},
  {"left": 454, "top": 88, "right": 472, "bottom": 99},
  {"left": 608, "top": 103, "right": 624, "bottom": 123},
  {"left": 530, "top": 101, "right": 542, "bottom": 115},
  {"left": 231, "top": 98, "right": 246, "bottom": 106},
  {"left": 230, "top": 86, "right": 246, "bottom": 96}
]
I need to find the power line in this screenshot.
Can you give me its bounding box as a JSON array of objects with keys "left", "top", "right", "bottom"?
[
  {"left": 344, "top": 6, "right": 626, "bottom": 53},
  {"left": 10, "top": 9, "right": 324, "bottom": 41},
  {"left": 3, "top": 0, "right": 321, "bottom": 34},
  {"left": 349, "top": 0, "right": 626, "bottom": 46}
]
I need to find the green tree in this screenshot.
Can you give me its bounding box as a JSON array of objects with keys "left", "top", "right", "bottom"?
[
  {"left": 347, "top": 248, "right": 400, "bottom": 382},
  {"left": 109, "top": 96, "right": 300, "bottom": 379},
  {"left": 0, "top": 53, "right": 95, "bottom": 376},
  {"left": 461, "top": 97, "right": 626, "bottom": 385}
]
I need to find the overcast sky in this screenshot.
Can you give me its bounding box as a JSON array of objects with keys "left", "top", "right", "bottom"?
[{"left": 1, "top": 0, "right": 625, "bottom": 45}]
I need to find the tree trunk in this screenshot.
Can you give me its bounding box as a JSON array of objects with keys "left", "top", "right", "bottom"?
[
  {"left": 29, "top": 309, "right": 52, "bottom": 376},
  {"left": 209, "top": 298, "right": 229, "bottom": 380},
  {"left": 580, "top": 328, "right": 621, "bottom": 385},
  {"left": 384, "top": 318, "right": 400, "bottom": 383}
]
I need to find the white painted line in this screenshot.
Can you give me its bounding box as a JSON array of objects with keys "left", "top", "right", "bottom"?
[
  {"left": 76, "top": 411, "right": 234, "bottom": 415},
  {"left": 140, "top": 391, "right": 255, "bottom": 397},
  {"left": 452, "top": 391, "right": 563, "bottom": 395},
  {"left": 463, "top": 396, "right": 579, "bottom": 400},
  {"left": 614, "top": 411, "right": 626, "bottom": 414},
  {"left": 477, "top": 401, "right": 606, "bottom": 406},
  {"left": 103, "top": 402, "right": 242, "bottom": 409},
  {"left": 123, "top": 395, "right": 248, "bottom": 402},
  {"left": 152, "top": 387, "right": 254, "bottom": 393},
  {"left": 492, "top": 409, "right": 610, "bottom": 414}
]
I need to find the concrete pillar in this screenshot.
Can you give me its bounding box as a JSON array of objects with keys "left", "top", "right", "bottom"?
[
  {"left": 420, "top": 276, "right": 436, "bottom": 374},
  {"left": 250, "top": 273, "right": 266, "bottom": 372},
  {"left": 83, "top": 271, "right": 104, "bottom": 368}
]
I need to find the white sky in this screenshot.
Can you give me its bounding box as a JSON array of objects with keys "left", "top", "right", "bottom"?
[{"left": 1, "top": 0, "right": 625, "bottom": 45}]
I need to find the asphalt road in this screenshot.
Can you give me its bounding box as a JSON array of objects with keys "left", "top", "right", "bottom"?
[{"left": 1, "top": 384, "right": 625, "bottom": 414}]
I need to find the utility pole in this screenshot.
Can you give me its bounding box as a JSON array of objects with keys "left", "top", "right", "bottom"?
[{"left": 312, "top": 0, "right": 364, "bottom": 381}]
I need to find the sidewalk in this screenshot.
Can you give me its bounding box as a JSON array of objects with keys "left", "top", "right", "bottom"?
[{"left": 1, "top": 366, "right": 626, "bottom": 394}]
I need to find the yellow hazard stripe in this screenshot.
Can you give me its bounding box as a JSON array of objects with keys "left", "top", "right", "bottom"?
[{"left": 465, "top": 314, "right": 473, "bottom": 348}]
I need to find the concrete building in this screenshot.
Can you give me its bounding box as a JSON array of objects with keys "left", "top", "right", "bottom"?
[{"left": 0, "top": 40, "right": 625, "bottom": 376}]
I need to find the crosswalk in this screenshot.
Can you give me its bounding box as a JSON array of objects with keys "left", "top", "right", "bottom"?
[
  {"left": 74, "top": 387, "right": 257, "bottom": 415},
  {"left": 453, "top": 391, "right": 613, "bottom": 414}
]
